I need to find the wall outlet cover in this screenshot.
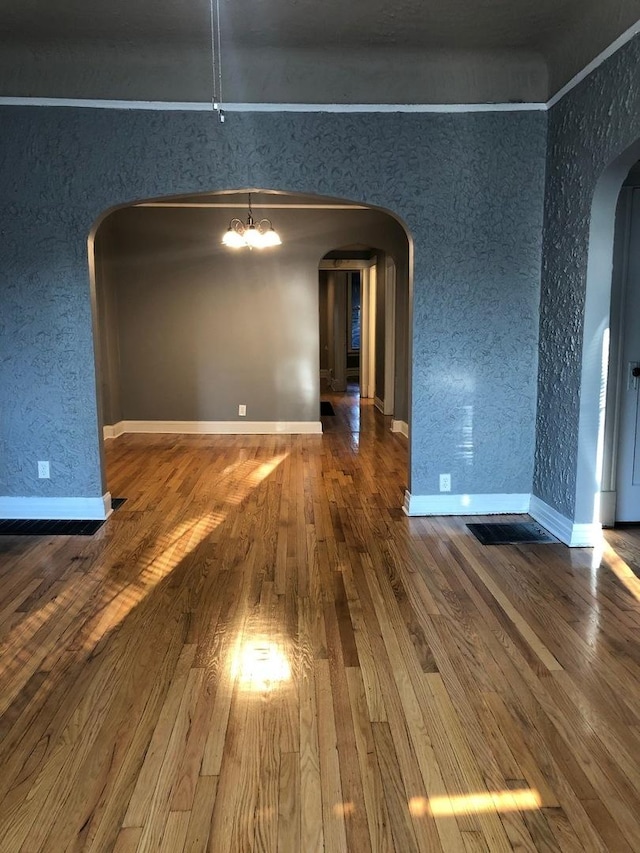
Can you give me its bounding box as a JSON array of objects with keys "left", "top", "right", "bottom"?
[
  {"left": 38, "top": 461, "right": 50, "bottom": 479},
  {"left": 238, "top": 404, "right": 247, "bottom": 416},
  {"left": 439, "top": 473, "right": 451, "bottom": 492}
]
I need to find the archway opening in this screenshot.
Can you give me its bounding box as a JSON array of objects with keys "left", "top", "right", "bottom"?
[
  {"left": 88, "top": 187, "right": 413, "bottom": 504},
  {"left": 578, "top": 139, "right": 640, "bottom": 535},
  {"left": 600, "top": 161, "right": 640, "bottom": 525}
]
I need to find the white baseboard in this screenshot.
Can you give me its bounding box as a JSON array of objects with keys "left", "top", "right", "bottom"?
[
  {"left": 374, "top": 396, "right": 385, "bottom": 413},
  {"left": 404, "top": 491, "right": 602, "bottom": 548},
  {"left": 391, "top": 420, "right": 409, "bottom": 438},
  {"left": 404, "top": 491, "right": 531, "bottom": 516},
  {"left": 103, "top": 422, "right": 125, "bottom": 439},
  {"left": 103, "top": 420, "right": 323, "bottom": 436},
  {"left": 0, "top": 492, "right": 112, "bottom": 520},
  {"left": 529, "top": 495, "right": 601, "bottom": 548}
]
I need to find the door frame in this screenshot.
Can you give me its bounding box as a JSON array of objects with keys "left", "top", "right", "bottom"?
[
  {"left": 319, "top": 259, "right": 374, "bottom": 396},
  {"left": 602, "top": 185, "right": 640, "bottom": 524},
  {"left": 361, "top": 260, "right": 377, "bottom": 400},
  {"left": 383, "top": 256, "right": 396, "bottom": 416}
]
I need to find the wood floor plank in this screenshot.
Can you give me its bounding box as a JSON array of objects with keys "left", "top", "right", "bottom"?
[
  {"left": 135, "top": 665, "right": 205, "bottom": 851},
  {"left": 183, "top": 774, "right": 218, "bottom": 853},
  {"left": 298, "top": 600, "right": 325, "bottom": 853},
  {"left": 372, "top": 721, "right": 419, "bottom": 853},
  {"left": 315, "top": 658, "right": 349, "bottom": 853},
  {"left": 158, "top": 810, "right": 191, "bottom": 853},
  {"left": 277, "top": 752, "right": 300, "bottom": 853},
  {"left": 122, "top": 645, "right": 198, "bottom": 829},
  {"left": 345, "top": 666, "right": 395, "bottom": 853}
]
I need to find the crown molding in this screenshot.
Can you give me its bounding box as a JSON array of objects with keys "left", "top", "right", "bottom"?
[
  {"left": 0, "top": 22, "right": 639, "bottom": 115},
  {"left": 0, "top": 97, "right": 546, "bottom": 112}
]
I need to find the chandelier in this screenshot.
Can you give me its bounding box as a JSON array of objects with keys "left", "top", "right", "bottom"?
[{"left": 222, "top": 195, "right": 282, "bottom": 249}]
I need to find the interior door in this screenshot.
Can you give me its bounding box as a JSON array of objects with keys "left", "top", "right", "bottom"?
[{"left": 616, "top": 188, "right": 640, "bottom": 521}]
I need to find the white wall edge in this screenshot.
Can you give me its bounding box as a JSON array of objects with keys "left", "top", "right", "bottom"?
[
  {"left": 391, "top": 420, "right": 409, "bottom": 438},
  {"left": 108, "top": 420, "right": 323, "bottom": 435},
  {"left": 404, "top": 491, "right": 531, "bottom": 516},
  {"left": 0, "top": 492, "right": 112, "bottom": 520},
  {"left": 374, "top": 396, "right": 385, "bottom": 413},
  {"left": 0, "top": 97, "right": 548, "bottom": 113},
  {"left": 547, "top": 19, "right": 640, "bottom": 109},
  {"left": 529, "top": 495, "right": 602, "bottom": 547}
]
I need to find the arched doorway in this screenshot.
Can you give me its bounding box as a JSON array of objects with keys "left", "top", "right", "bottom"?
[
  {"left": 575, "top": 139, "right": 640, "bottom": 533},
  {"left": 599, "top": 159, "right": 640, "bottom": 525},
  {"left": 89, "top": 188, "right": 413, "bottom": 504}
]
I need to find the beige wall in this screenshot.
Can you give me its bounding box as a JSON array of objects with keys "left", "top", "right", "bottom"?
[{"left": 96, "top": 203, "right": 410, "bottom": 425}]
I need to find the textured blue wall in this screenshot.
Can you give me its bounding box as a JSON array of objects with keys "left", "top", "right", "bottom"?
[
  {"left": 534, "top": 36, "right": 640, "bottom": 519},
  {"left": 0, "top": 108, "right": 546, "bottom": 500}
]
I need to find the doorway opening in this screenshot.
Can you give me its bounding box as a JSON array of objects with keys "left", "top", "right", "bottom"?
[
  {"left": 89, "top": 188, "right": 413, "bottom": 500},
  {"left": 318, "top": 243, "right": 402, "bottom": 437},
  {"left": 602, "top": 160, "right": 640, "bottom": 524},
  {"left": 578, "top": 139, "right": 640, "bottom": 535}
]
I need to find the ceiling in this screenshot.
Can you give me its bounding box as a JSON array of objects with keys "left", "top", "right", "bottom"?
[{"left": 0, "top": 0, "right": 638, "bottom": 104}]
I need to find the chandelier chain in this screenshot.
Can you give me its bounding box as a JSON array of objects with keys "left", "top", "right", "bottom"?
[
  {"left": 209, "top": 0, "right": 224, "bottom": 122},
  {"left": 216, "top": 0, "right": 224, "bottom": 113}
]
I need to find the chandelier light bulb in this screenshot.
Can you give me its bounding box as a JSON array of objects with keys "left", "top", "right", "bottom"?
[
  {"left": 222, "top": 226, "right": 246, "bottom": 248},
  {"left": 261, "top": 228, "right": 282, "bottom": 247},
  {"left": 244, "top": 225, "right": 263, "bottom": 248}
]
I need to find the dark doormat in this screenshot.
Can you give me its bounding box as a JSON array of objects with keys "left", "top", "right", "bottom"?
[
  {"left": 321, "top": 401, "right": 335, "bottom": 416},
  {"left": 467, "top": 521, "right": 558, "bottom": 545},
  {"left": 0, "top": 497, "right": 127, "bottom": 536}
]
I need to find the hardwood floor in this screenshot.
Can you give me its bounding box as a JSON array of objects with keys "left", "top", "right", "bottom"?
[{"left": 2, "top": 387, "right": 640, "bottom": 851}]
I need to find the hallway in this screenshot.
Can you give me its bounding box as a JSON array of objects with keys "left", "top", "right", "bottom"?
[{"left": 1, "top": 397, "right": 640, "bottom": 851}]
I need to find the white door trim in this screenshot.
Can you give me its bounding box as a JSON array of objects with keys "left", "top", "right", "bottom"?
[
  {"left": 361, "top": 267, "right": 370, "bottom": 398},
  {"left": 366, "top": 260, "right": 377, "bottom": 400},
  {"left": 384, "top": 257, "right": 396, "bottom": 416}
]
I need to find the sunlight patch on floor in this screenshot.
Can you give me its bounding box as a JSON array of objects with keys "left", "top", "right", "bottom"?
[
  {"left": 409, "top": 788, "right": 541, "bottom": 817},
  {"left": 333, "top": 802, "right": 355, "bottom": 818},
  {"left": 80, "top": 451, "right": 290, "bottom": 649},
  {"left": 231, "top": 637, "right": 291, "bottom": 692},
  {"left": 601, "top": 543, "right": 640, "bottom": 602},
  {"left": 224, "top": 453, "right": 288, "bottom": 506},
  {"left": 81, "top": 510, "right": 226, "bottom": 649}
]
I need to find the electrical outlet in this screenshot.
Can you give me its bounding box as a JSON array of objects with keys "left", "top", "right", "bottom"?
[
  {"left": 439, "top": 473, "right": 451, "bottom": 492},
  {"left": 238, "top": 404, "right": 247, "bottom": 417},
  {"left": 38, "top": 460, "right": 50, "bottom": 479}
]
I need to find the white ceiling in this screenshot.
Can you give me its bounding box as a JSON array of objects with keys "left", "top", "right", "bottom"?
[{"left": 0, "top": 0, "right": 638, "bottom": 104}]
